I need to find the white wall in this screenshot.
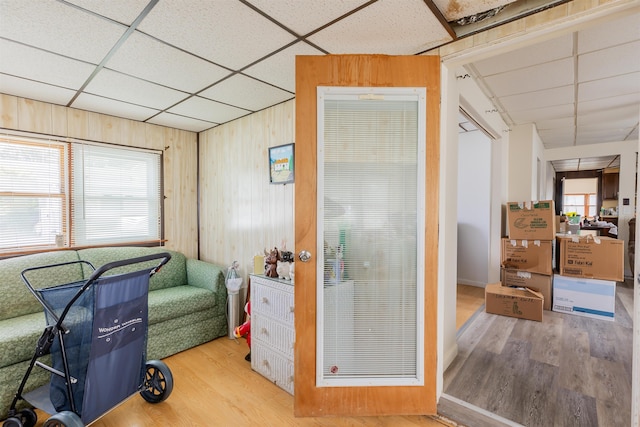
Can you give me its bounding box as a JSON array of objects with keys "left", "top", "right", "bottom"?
[
  {"left": 437, "top": 65, "right": 460, "bottom": 387},
  {"left": 457, "top": 130, "right": 491, "bottom": 287}
]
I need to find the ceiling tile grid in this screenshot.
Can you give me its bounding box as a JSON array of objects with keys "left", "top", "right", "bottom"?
[
  {"left": 0, "top": 39, "right": 95, "bottom": 91},
  {"left": 136, "top": 0, "right": 296, "bottom": 70},
  {"left": 307, "top": 0, "right": 453, "bottom": 54},
  {"left": 103, "top": 31, "right": 233, "bottom": 94},
  {"left": 0, "top": 0, "right": 127, "bottom": 64},
  {"left": 0, "top": 0, "right": 637, "bottom": 162}
]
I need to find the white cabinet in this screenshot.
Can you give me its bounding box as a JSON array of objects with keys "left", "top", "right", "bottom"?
[{"left": 250, "top": 275, "right": 295, "bottom": 395}]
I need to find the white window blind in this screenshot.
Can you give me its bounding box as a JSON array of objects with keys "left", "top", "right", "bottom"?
[
  {"left": 0, "top": 136, "right": 67, "bottom": 251},
  {"left": 317, "top": 87, "right": 426, "bottom": 387},
  {"left": 71, "top": 143, "right": 161, "bottom": 246},
  {"left": 0, "top": 132, "right": 161, "bottom": 253}
]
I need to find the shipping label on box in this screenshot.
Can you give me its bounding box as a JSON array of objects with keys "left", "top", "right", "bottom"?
[
  {"left": 552, "top": 274, "right": 616, "bottom": 321},
  {"left": 507, "top": 200, "right": 556, "bottom": 240},
  {"left": 485, "top": 283, "right": 543, "bottom": 322},
  {"left": 501, "top": 238, "right": 553, "bottom": 276},
  {"left": 557, "top": 235, "right": 624, "bottom": 282},
  {"left": 502, "top": 268, "right": 553, "bottom": 311}
]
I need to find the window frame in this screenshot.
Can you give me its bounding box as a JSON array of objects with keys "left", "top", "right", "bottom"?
[{"left": 0, "top": 130, "right": 164, "bottom": 255}]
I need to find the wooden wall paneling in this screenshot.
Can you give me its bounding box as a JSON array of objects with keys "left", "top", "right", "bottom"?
[
  {"left": 17, "top": 98, "right": 52, "bottom": 134},
  {"left": 198, "top": 128, "right": 222, "bottom": 264},
  {"left": 51, "top": 104, "right": 67, "bottom": 136},
  {"left": 0, "top": 94, "right": 18, "bottom": 129},
  {"left": 66, "top": 107, "right": 89, "bottom": 139},
  {"left": 121, "top": 119, "right": 147, "bottom": 148},
  {"left": 162, "top": 128, "right": 198, "bottom": 258},
  {"left": 198, "top": 100, "right": 295, "bottom": 278},
  {"left": 294, "top": 55, "right": 440, "bottom": 416},
  {"left": 0, "top": 94, "right": 200, "bottom": 259}
]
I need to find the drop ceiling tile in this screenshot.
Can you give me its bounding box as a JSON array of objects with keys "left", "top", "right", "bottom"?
[
  {"left": 0, "top": 74, "right": 75, "bottom": 106},
  {"left": 551, "top": 158, "right": 580, "bottom": 170},
  {"left": 509, "top": 103, "right": 574, "bottom": 124},
  {"left": 147, "top": 112, "right": 216, "bottom": 133},
  {"left": 578, "top": 40, "right": 640, "bottom": 82},
  {"left": 72, "top": 93, "right": 159, "bottom": 122},
  {"left": 0, "top": 39, "right": 95, "bottom": 90},
  {"left": 536, "top": 116, "right": 574, "bottom": 130},
  {"left": 307, "top": 0, "right": 452, "bottom": 55},
  {"left": 499, "top": 85, "right": 573, "bottom": 112},
  {"left": 578, "top": 72, "right": 640, "bottom": 102},
  {"left": 472, "top": 33, "right": 572, "bottom": 76},
  {"left": 483, "top": 58, "right": 574, "bottom": 97},
  {"left": 579, "top": 157, "right": 615, "bottom": 169},
  {"left": 432, "top": 0, "right": 517, "bottom": 22},
  {"left": 577, "top": 104, "right": 639, "bottom": 129},
  {"left": 578, "top": 12, "right": 640, "bottom": 54},
  {"left": 83, "top": 68, "right": 188, "bottom": 110},
  {"left": 575, "top": 128, "right": 631, "bottom": 145},
  {"left": 0, "top": 0, "right": 126, "bottom": 64},
  {"left": 105, "top": 31, "right": 232, "bottom": 93},
  {"left": 578, "top": 92, "right": 640, "bottom": 115},
  {"left": 168, "top": 96, "right": 250, "bottom": 124},
  {"left": 64, "top": 0, "right": 150, "bottom": 25},
  {"left": 199, "top": 75, "right": 293, "bottom": 112},
  {"left": 243, "top": 41, "right": 325, "bottom": 92},
  {"left": 245, "top": 0, "right": 370, "bottom": 35},
  {"left": 137, "top": 0, "right": 296, "bottom": 70},
  {"left": 538, "top": 127, "right": 575, "bottom": 143}
]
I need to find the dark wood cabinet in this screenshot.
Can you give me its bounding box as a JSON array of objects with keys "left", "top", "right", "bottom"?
[{"left": 602, "top": 173, "right": 619, "bottom": 200}]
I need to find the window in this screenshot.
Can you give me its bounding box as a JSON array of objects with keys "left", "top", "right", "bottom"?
[
  {"left": 563, "top": 193, "right": 597, "bottom": 218},
  {"left": 0, "top": 137, "right": 67, "bottom": 251},
  {"left": 0, "top": 133, "right": 162, "bottom": 253}
]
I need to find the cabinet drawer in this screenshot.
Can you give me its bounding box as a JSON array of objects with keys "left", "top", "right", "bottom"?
[
  {"left": 251, "top": 342, "right": 294, "bottom": 395},
  {"left": 251, "top": 279, "right": 294, "bottom": 323},
  {"left": 252, "top": 313, "right": 294, "bottom": 357}
]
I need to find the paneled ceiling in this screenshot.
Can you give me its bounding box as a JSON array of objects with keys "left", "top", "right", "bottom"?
[{"left": 1, "top": 0, "right": 638, "bottom": 173}]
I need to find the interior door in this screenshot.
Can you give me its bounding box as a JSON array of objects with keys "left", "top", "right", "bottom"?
[{"left": 294, "top": 55, "right": 440, "bottom": 416}]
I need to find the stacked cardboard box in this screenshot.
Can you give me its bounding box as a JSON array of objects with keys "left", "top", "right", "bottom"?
[
  {"left": 552, "top": 234, "right": 623, "bottom": 320},
  {"left": 489, "top": 200, "right": 555, "bottom": 320}
]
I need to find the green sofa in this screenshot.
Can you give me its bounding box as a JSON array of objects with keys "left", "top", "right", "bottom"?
[{"left": 0, "top": 246, "right": 228, "bottom": 419}]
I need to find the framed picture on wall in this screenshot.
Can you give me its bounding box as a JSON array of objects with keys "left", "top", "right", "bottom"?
[{"left": 269, "top": 143, "right": 295, "bottom": 184}]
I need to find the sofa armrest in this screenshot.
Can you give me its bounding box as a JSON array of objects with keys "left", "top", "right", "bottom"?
[{"left": 186, "top": 259, "right": 227, "bottom": 307}]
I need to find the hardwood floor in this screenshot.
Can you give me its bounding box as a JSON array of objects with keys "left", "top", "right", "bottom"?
[
  {"left": 456, "top": 284, "right": 485, "bottom": 330},
  {"left": 443, "top": 278, "right": 634, "bottom": 427},
  {"left": 32, "top": 338, "right": 454, "bottom": 427}
]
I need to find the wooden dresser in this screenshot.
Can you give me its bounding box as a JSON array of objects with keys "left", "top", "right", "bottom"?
[{"left": 249, "top": 274, "right": 295, "bottom": 395}]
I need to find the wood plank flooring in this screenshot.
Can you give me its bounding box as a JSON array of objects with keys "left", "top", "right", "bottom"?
[
  {"left": 456, "top": 284, "right": 486, "bottom": 330},
  {"left": 443, "top": 278, "right": 634, "bottom": 427},
  {"left": 32, "top": 337, "right": 454, "bottom": 427}
]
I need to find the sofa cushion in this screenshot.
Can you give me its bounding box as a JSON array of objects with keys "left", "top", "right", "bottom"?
[
  {"left": 0, "top": 251, "right": 82, "bottom": 321},
  {"left": 0, "top": 312, "right": 46, "bottom": 367},
  {"left": 77, "top": 247, "right": 187, "bottom": 291},
  {"left": 148, "top": 286, "right": 217, "bottom": 324}
]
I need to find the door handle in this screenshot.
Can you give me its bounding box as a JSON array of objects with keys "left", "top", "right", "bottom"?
[{"left": 298, "top": 250, "right": 312, "bottom": 262}]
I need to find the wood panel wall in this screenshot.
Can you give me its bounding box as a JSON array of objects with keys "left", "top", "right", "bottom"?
[
  {"left": 0, "top": 93, "right": 199, "bottom": 258},
  {"left": 198, "top": 100, "right": 295, "bottom": 273}
]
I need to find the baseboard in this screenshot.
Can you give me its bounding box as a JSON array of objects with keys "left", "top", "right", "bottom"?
[
  {"left": 443, "top": 342, "right": 459, "bottom": 371},
  {"left": 456, "top": 279, "right": 486, "bottom": 287},
  {"left": 438, "top": 393, "right": 525, "bottom": 427}
]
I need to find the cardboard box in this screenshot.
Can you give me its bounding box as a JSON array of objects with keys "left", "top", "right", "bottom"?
[
  {"left": 552, "top": 274, "right": 616, "bottom": 321},
  {"left": 501, "top": 238, "right": 553, "bottom": 276},
  {"left": 557, "top": 235, "right": 624, "bottom": 282},
  {"left": 485, "top": 283, "right": 543, "bottom": 322},
  {"left": 507, "top": 200, "right": 556, "bottom": 240},
  {"left": 502, "top": 268, "right": 553, "bottom": 310}
]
